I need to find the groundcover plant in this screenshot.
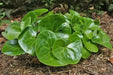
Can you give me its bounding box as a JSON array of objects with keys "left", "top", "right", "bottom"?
[{"left": 2, "top": 9, "right": 112, "bottom": 67}]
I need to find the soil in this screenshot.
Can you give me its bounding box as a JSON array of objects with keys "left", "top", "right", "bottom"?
[{"left": 0, "top": 12, "right": 113, "bottom": 75}]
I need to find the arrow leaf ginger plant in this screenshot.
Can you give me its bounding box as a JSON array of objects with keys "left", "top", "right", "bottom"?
[{"left": 2, "top": 9, "right": 112, "bottom": 67}]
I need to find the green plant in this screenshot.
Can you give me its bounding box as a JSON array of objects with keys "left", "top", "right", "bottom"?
[
  {"left": 2, "top": 9, "right": 112, "bottom": 67},
  {"left": 0, "top": 0, "right": 43, "bottom": 18},
  {"left": 41, "top": 0, "right": 55, "bottom": 7},
  {"left": 0, "top": 3, "right": 11, "bottom": 26},
  {"left": 0, "top": 3, "right": 5, "bottom": 19},
  {"left": 1, "top": 0, "right": 113, "bottom": 17}
]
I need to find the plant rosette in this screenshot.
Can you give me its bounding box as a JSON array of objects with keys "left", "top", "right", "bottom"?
[{"left": 2, "top": 9, "right": 112, "bottom": 67}]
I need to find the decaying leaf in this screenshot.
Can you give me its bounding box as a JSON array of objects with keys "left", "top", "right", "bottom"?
[{"left": 108, "top": 57, "right": 113, "bottom": 64}]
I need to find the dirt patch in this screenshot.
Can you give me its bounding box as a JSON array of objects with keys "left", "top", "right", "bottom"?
[{"left": 0, "top": 12, "right": 113, "bottom": 75}]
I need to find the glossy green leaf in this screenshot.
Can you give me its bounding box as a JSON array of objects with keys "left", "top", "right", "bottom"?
[
  {"left": 92, "top": 30, "right": 112, "bottom": 49},
  {"left": 94, "top": 19, "right": 100, "bottom": 25},
  {"left": 72, "top": 16, "right": 93, "bottom": 32},
  {"left": 46, "top": 11, "right": 54, "bottom": 16},
  {"left": 69, "top": 10, "right": 80, "bottom": 16},
  {"left": 38, "top": 14, "right": 71, "bottom": 40},
  {"left": 35, "top": 30, "right": 67, "bottom": 66},
  {"left": 33, "top": 9, "right": 48, "bottom": 16},
  {"left": 84, "top": 30, "right": 93, "bottom": 39},
  {"left": 22, "top": 11, "right": 37, "bottom": 27},
  {"left": 38, "top": 14, "right": 66, "bottom": 32},
  {"left": 71, "top": 16, "right": 83, "bottom": 30},
  {"left": 83, "top": 40, "right": 98, "bottom": 52},
  {"left": 52, "top": 33, "right": 82, "bottom": 64},
  {"left": 64, "top": 13, "right": 72, "bottom": 20},
  {"left": 55, "top": 22, "right": 71, "bottom": 34},
  {"left": 82, "top": 17, "right": 93, "bottom": 28},
  {"left": 2, "top": 41, "right": 25, "bottom": 56},
  {"left": 2, "top": 21, "right": 21, "bottom": 40},
  {"left": 55, "top": 22, "right": 71, "bottom": 40},
  {"left": 18, "top": 27, "right": 37, "bottom": 55},
  {"left": 35, "top": 11, "right": 54, "bottom": 24},
  {"left": 88, "top": 23, "right": 100, "bottom": 30},
  {"left": 81, "top": 47, "right": 91, "bottom": 59},
  {"left": 8, "top": 39, "right": 18, "bottom": 45},
  {"left": 68, "top": 32, "right": 83, "bottom": 51},
  {"left": 21, "top": 17, "right": 31, "bottom": 30},
  {"left": 52, "top": 39, "right": 82, "bottom": 64},
  {"left": 64, "top": 13, "right": 74, "bottom": 24}
]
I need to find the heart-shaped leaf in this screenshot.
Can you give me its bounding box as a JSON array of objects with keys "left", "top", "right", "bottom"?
[
  {"left": 21, "top": 11, "right": 37, "bottom": 30},
  {"left": 18, "top": 27, "right": 37, "bottom": 55},
  {"left": 38, "top": 14, "right": 66, "bottom": 32},
  {"left": 92, "top": 30, "right": 112, "bottom": 49},
  {"left": 38, "top": 14, "right": 71, "bottom": 40},
  {"left": 83, "top": 40, "right": 98, "bottom": 52},
  {"left": 2, "top": 21, "right": 21, "bottom": 40},
  {"left": 52, "top": 40, "right": 82, "bottom": 64},
  {"left": 22, "top": 11, "right": 37, "bottom": 24},
  {"left": 2, "top": 40, "right": 25, "bottom": 56},
  {"left": 35, "top": 30, "right": 67, "bottom": 66},
  {"left": 33, "top": 8, "right": 48, "bottom": 16},
  {"left": 52, "top": 33, "right": 82, "bottom": 64}
]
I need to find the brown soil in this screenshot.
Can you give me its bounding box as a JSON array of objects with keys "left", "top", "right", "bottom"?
[{"left": 0, "top": 12, "right": 113, "bottom": 75}]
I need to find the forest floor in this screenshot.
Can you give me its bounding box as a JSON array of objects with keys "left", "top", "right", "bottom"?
[{"left": 0, "top": 12, "right": 113, "bottom": 75}]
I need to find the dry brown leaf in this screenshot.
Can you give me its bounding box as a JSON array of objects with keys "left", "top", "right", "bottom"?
[
  {"left": 89, "top": 6, "right": 94, "bottom": 10},
  {"left": 108, "top": 57, "right": 113, "bottom": 64},
  {"left": 0, "top": 38, "right": 5, "bottom": 43}
]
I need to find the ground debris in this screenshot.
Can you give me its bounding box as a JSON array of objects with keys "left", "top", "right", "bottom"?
[{"left": 108, "top": 57, "right": 113, "bottom": 64}]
